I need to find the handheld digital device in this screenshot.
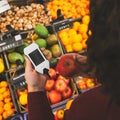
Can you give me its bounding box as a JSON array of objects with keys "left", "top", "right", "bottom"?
[{"left": 24, "top": 43, "right": 49, "bottom": 74}]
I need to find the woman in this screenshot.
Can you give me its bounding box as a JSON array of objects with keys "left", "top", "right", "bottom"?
[{"left": 25, "top": 0, "right": 120, "bottom": 120}]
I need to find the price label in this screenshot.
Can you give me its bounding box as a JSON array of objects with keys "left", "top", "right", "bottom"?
[
  {"left": 0, "top": 0, "right": 10, "bottom": 13},
  {"left": 53, "top": 18, "right": 73, "bottom": 32},
  {"left": 0, "top": 34, "right": 23, "bottom": 52}
]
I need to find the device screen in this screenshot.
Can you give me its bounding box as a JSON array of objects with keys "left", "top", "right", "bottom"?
[{"left": 29, "top": 49, "right": 45, "bottom": 66}]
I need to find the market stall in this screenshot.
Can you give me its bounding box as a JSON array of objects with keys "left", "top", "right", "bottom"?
[{"left": 0, "top": 0, "right": 99, "bottom": 120}]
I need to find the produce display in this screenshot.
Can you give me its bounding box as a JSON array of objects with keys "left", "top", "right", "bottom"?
[
  {"left": 0, "top": 0, "right": 99, "bottom": 119},
  {"left": 0, "top": 81, "right": 15, "bottom": 120},
  {"left": 74, "top": 76, "right": 99, "bottom": 91},
  {"left": 46, "top": 0, "right": 90, "bottom": 19},
  {"left": 58, "top": 15, "right": 90, "bottom": 53}
]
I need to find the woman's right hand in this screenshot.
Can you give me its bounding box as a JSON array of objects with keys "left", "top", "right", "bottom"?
[{"left": 25, "top": 57, "right": 48, "bottom": 92}]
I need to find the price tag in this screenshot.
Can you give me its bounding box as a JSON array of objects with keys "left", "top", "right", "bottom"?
[
  {"left": 0, "top": 0, "right": 10, "bottom": 13},
  {"left": 0, "top": 34, "right": 23, "bottom": 52},
  {"left": 53, "top": 18, "right": 73, "bottom": 32}
]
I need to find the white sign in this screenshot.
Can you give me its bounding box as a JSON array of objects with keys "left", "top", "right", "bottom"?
[{"left": 0, "top": 0, "right": 10, "bottom": 13}]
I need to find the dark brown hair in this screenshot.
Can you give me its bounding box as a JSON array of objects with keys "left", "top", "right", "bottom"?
[{"left": 87, "top": 0, "right": 120, "bottom": 105}]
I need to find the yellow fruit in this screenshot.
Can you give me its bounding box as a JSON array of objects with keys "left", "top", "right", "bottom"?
[
  {"left": 19, "top": 93, "right": 28, "bottom": 105},
  {"left": 65, "top": 44, "right": 73, "bottom": 53},
  {"left": 0, "top": 58, "right": 5, "bottom": 73},
  {"left": 72, "top": 43, "right": 83, "bottom": 52},
  {"left": 3, "top": 102, "right": 12, "bottom": 111},
  {"left": 78, "top": 24, "right": 88, "bottom": 34},
  {"left": 0, "top": 115, "right": 2, "bottom": 120},
  {"left": 65, "top": 99, "right": 73, "bottom": 110},
  {"left": 82, "top": 15, "right": 90, "bottom": 25},
  {"left": 56, "top": 109, "right": 64, "bottom": 120},
  {"left": 0, "top": 81, "right": 8, "bottom": 88}
]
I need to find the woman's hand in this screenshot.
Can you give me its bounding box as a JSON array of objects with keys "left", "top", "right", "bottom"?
[
  {"left": 25, "top": 57, "right": 48, "bottom": 92},
  {"left": 57, "top": 53, "right": 89, "bottom": 78}
]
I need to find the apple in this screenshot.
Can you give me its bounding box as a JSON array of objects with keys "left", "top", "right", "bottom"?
[
  {"left": 55, "top": 79, "right": 67, "bottom": 92},
  {"left": 55, "top": 55, "right": 79, "bottom": 77},
  {"left": 56, "top": 109, "right": 64, "bottom": 120},
  {"left": 57, "top": 75, "right": 70, "bottom": 85},
  {"left": 48, "top": 90, "right": 62, "bottom": 104},
  {"left": 45, "top": 79, "right": 55, "bottom": 91},
  {"left": 62, "top": 86, "right": 72, "bottom": 99},
  {"left": 48, "top": 68, "right": 57, "bottom": 79}
]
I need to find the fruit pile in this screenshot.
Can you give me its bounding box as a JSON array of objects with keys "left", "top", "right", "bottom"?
[
  {"left": 58, "top": 15, "right": 91, "bottom": 53},
  {"left": 0, "top": 3, "right": 52, "bottom": 32},
  {"left": 15, "top": 68, "right": 76, "bottom": 111},
  {"left": 46, "top": 68, "right": 74, "bottom": 104},
  {"left": 75, "top": 77, "right": 98, "bottom": 90},
  {"left": 0, "top": 81, "right": 15, "bottom": 120},
  {"left": 46, "top": 0, "right": 90, "bottom": 19},
  {"left": 6, "top": 24, "right": 62, "bottom": 69}
]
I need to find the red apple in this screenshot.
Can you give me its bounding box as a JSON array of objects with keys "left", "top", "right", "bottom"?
[
  {"left": 55, "top": 55, "right": 79, "bottom": 77},
  {"left": 45, "top": 79, "right": 55, "bottom": 91},
  {"left": 55, "top": 79, "right": 67, "bottom": 92},
  {"left": 57, "top": 75, "right": 70, "bottom": 85},
  {"left": 62, "top": 86, "right": 72, "bottom": 99},
  {"left": 48, "top": 90, "right": 62, "bottom": 104},
  {"left": 48, "top": 68, "right": 57, "bottom": 79}
]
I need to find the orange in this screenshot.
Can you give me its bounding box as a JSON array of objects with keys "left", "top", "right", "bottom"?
[
  {"left": 0, "top": 115, "right": 2, "bottom": 120},
  {"left": 4, "top": 102, "right": 12, "bottom": 111},
  {"left": 82, "top": 15, "right": 90, "bottom": 25},
  {"left": 3, "top": 89, "right": 10, "bottom": 99},
  {"left": 61, "top": 36, "right": 69, "bottom": 46},
  {"left": 0, "top": 87, "right": 7, "bottom": 94},
  {"left": 0, "top": 81, "right": 8, "bottom": 88},
  {"left": 0, "top": 107, "right": 3, "bottom": 115},
  {"left": 73, "top": 34, "right": 82, "bottom": 43},
  {"left": 6, "top": 108, "right": 15, "bottom": 117},
  {"left": 2, "top": 111, "right": 8, "bottom": 119},
  {"left": 0, "top": 101, "right": 4, "bottom": 107},
  {"left": 0, "top": 94, "right": 3, "bottom": 101},
  {"left": 72, "top": 21, "right": 81, "bottom": 31},
  {"left": 4, "top": 98, "right": 11, "bottom": 103},
  {"left": 78, "top": 23, "right": 88, "bottom": 34},
  {"left": 65, "top": 44, "right": 73, "bottom": 53},
  {"left": 68, "top": 29, "right": 77, "bottom": 37},
  {"left": 82, "top": 40, "right": 87, "bottom": 49},
  {"left": 58, "top": 30, "right": 68, "bottom": 38},
  {"left": 72, "top": 42, "right": 83, "bottom": 52}
]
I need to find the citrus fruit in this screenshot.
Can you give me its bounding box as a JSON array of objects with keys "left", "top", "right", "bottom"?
[{"left": 19, "top": 93, "right": 28, "bottom": 105}]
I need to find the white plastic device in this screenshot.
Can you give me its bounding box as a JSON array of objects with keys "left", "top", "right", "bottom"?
[{"left": 24, "top": 43, "right": 49, "bottom": 74}]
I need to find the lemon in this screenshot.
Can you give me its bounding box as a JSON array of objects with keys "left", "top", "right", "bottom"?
[
  {"left": 19, "top": 93, "right": 28, "bottom": 105},
  {"left": 0, "top": 58, "right": 5, "bottom": 73}
]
